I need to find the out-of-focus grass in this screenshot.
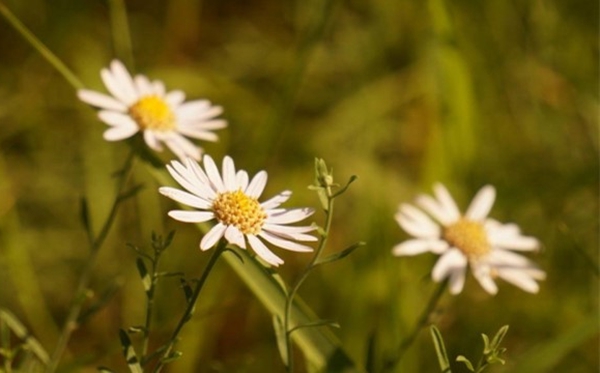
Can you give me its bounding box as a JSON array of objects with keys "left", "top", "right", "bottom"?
[{"left": 0, "top": 0, "right": 597, "bottom": 372}]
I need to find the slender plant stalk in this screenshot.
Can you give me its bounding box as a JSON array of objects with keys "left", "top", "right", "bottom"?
[
  {"left": 283, "top": 185, "right": 334, "bottom": 373},
  {"left": 153, "top": 241, "right": 226, "bottom": 373},
  {"left": 45, "top": 151, "right": 136, "bottom": 373},
  {"left": 0, "top": 2, "right": 84, "bottom": 90},
  {"left": 384, "top": 280, "right": 448, "bottom": 372},
  {"left": 108, "top": 0, "right": 134, "bottom": 69},
  {"left": 141, "top": 256, "right": 158, "bottom": 358}
]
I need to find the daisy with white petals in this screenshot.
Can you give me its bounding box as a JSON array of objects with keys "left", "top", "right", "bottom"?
[
  {"left": 78, "top": 60, "right": 226, "bottom": 161},
  {"left": 392, "top": 183, "right": 545, "bottom": 295},
  {"left": 159, "top": 155, "right": 317, "bottom": 266}
]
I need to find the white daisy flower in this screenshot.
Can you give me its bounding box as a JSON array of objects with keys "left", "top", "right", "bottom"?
[
  {"left": 77, "top": 59, "right": 226, "bottom": 161},
  {"left": 159, "top": 155, "right": 317, "bottom": 266},
  {"left": 392, "top": 183, "right": 545, "bottom": 295}
]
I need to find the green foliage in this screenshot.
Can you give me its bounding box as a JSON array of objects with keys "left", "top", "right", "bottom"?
[{"left": 0, "top": 0, "right": 597, "bottom": 371}]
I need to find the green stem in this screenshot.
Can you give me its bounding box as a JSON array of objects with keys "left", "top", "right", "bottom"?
[
  {"left": 141, "top": 258, "right": 158, "bottom": 359},
  {"left": 108, "top": 0, "right": 134, "bottom": 69},
  {"left": 153, "top": 241, "right": 226, "bottom": 373},
  {"left": 284, "top": 186, "right": 335, "bottom": 373},
  {"left": 384, "top": 280, "right": 448, "bottom": 372},
  {"left": 0, "top": 2, "right": 84, "bottom": 90},
  {"left": 44, "top": 151, "right": 135, "bottom": 373}
]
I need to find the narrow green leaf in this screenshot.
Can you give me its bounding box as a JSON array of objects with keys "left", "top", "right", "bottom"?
[
  {"left": 161, "top": 350, "right": 183, "bottom": 364},
  {"left": 118, "top": 329, "right": 143, "bottom": 373},
  {"left": 314, "top": 241, "right": 364, "bottom": 266},
  {"left": 179, "top": 279, "right": 193, "bottom": 304},
  {"left": 97, "top": 366, "right": 116, "bottom": 372},
  {"left": 79, "top": 197, "right": 93, "bottom": 242},
  {"left": 365, "top": 331, "right": 377, "bottom": 373},
  {"left": 0, "top": 308, "right": 49, "bottom": 365},
  {"left": 272, "top": 315, "right": 289, "bottom": 366},
  {"left": 430, "top": 325, "right": 451, "bottom": 372},
  {"left": 456, "top": 355, "right": 474, "bottom": 371},
  {"left": 164, "top": 230, "right": 176, "bottom": 248},
  {"left": 118, "top": 184, "right": 145, "bottom": 202},
  {"left": 487, "top": 355, "right": 505, "bottom": 365},
  {"left": 490, "top": 325, "right": 509, "bottom": 350},
  {"left": 289, "top": 320, "right": 340, "bottom": 335},
  {"left": 136, "top": 258, "right": 152, "bottom": 294},
  {"left": 481, "top": 333, "right": 491, "bottom": 354},
  {"left": 331, "top": 175, "right": 358, "bottom": 199}
]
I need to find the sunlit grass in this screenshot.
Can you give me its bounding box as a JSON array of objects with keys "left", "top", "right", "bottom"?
[{"left": 0, "top": 0, "right": 597, "bottom": 372}]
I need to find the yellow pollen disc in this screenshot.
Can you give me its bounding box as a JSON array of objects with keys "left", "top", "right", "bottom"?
[
  {"left": 212, "top": 190, "right": 267, "bottom": 235},
  {"left": 443, "top": 219, "right": 491, "bottom": 258},
  {"left": 129, "top": 95, "right": 176, "bottom": 131}
]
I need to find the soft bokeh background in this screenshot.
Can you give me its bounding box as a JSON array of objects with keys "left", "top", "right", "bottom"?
[{"left": 0, "top": 0, "right": 598, "bottom": 372}]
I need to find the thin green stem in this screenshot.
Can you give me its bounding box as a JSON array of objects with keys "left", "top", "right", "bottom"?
[
  {"left": 141, "top": 259, "right": 158, "bottom": 359},
  {"left": 153, "top": 241, "right": 226, "bottom": 373},
  {"left": 45, "top": 151, "right": 135, "bottom": 373},
  {"left": 1, "top": 320, "right": 11, "bottom": 373},
  {"left": 384, "top": 280, "right": 448, "bottom": 372},
  {"left": 0, "top": 2, "right": 84, "bottom": 90},
  {"left": 284, "top": 186, "right": 335, "bottom": 373},
  {"left": 108, "top": 0, "right": 134, "bottom": 69}
]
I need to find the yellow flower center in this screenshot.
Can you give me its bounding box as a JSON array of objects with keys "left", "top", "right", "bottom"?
[
  {"left": 129, "top": 95, "right": 176, "bottom": 131},
  {"left": 212, "top": 190, "right": 267, "bottom": 235},
  {"left": 443, "top": 219, "right": 491, "bottom": 258}
]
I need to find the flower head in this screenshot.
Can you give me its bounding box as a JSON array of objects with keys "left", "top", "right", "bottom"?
[
  {"left": 159, "top": 155, "right": 317, "bottom": 266},
  {"left": 78, "top": 60, "right": 226, "bottom": 161},
  {"left": 392, "top": 183, "right": 545, "bottom": 295}
]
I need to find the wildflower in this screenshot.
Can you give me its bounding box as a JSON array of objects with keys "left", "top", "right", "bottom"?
[
  {"left": 78, "top": 60, "right": 226, "bottom": 160},
  {"left": 159, "top": 155, "right": 316, "bottom": 266},
  {"left": 392, "top": 183, "right": 545, "bottom": 295}
]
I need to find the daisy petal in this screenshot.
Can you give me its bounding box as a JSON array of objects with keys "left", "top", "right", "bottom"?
[
  {"left": 143, "top": 130, "right": 163, "bottom": 151},
  {"left": 395, "top": 210, "right": 441, "bottom": 238},
  {"left": 247, "top": 235, "right": 284, "bottom": 266},
  {"left": 222, "top": 156, "right": 237, "bottom": 191},
  {"left": 168, "top": 210, "right": 214, "bottom": 223},
  {"left": 448, "top": 267, "right": 467, "bottom": 294},
  {"left": 165, "top": 90, "right": 186, "bottom": 106},
  {"left": 392, "top": 239, "right": 440, "bottom": 256},
  {"left": 465, "top": 185, "right": 496, "bottom": 221},
  {"left": 159, "top": 187, "right": 212, "bottom": 209},
  {"left": 490, "top": 234, "right": 540, "bottom": 251},
  {"left": 432, "top": 249, "right": 467, "bottom": 282},
  {"left": 268, "top": 208, "right": 314, "bottom": 225},
  {"left": 433, "top": 183, "right": 461, "bottom": 222},
  {"left": 98, "top": 111, "right": 137, "bottom": 127},
  {"left": 203, "top": 154, "right": 225, "bottom": 192},
  {"left": 246, "top": 171, "right": 268, "bottom": 198},
  {"left": 472, "top": 265, "right": 498, "bottom": 295},
  {"left": 496, "top": 268, "right": 541, "bottom": 293},
  {"left": 236, "top": 171, "right": 249, "bottom": 191},
  {"left": 103, "top": 125, "right": 138, "bottom": 141},
  {"left": 261, "top": 191, "right": 292, "bottom": 210},
  {"left": 200, "top": 223, "right": 227, "bottom": 250},
  {"left": 77, "top": 90, "right": 127, "bottom": 111},
  {"left": 258, "top": 231, "right": 313, "bottom": 252},
  {"left": 224, "top": 225, "right": 246, "bottom": 249}
]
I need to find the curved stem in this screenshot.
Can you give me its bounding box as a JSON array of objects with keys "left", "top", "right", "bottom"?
[
  {"left": 45, "top": 151, "right": 135, "bottom": 373},
  {"left": 153, "top": 241, "right": 226, "bottom": 373},
  {"left": 384, "top": 280, "right": 447, "bottom": 372},
  {"left": 0, "top": 2, "right": 85, "bottom": 90},
  {"left": 284, "top": 186, "right": 335, "bottom": 372}
]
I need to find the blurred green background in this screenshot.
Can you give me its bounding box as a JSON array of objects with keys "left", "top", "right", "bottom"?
[{"left": 0, "top": 0, "right": 598, "bottom": 372}]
